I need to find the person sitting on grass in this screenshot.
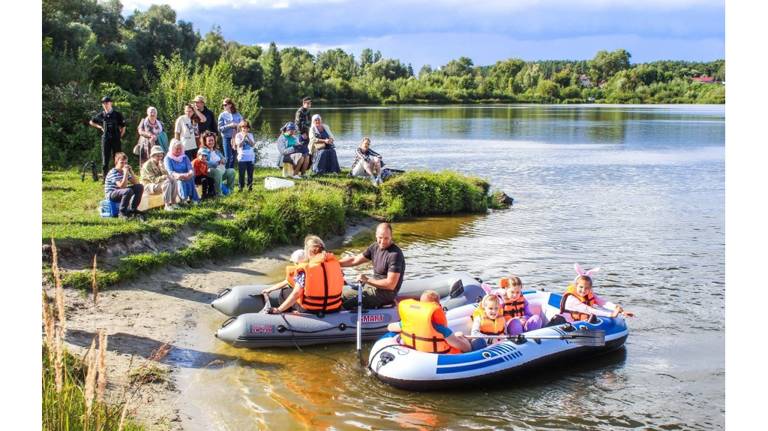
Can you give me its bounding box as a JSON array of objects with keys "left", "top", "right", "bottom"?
[
  {"left": 140, "top": 145, "right": 179, "bottom": 211},
  {"left": 202, "top": 131, "right": 235, "bottom": 195},
  {"left": 105, "top": 152, "right": 145, "bottom": 220},
  {"left": 387, "top": 290, "right": 472, "bottom": 354},
  {"left": 192, "top": 148, "right": 216, "bottom": 200},
  {"left": 164, "top": 139, "right": 200, "bottom": 205},
  {"left": 350, "top": 137, "right": 384, "bottom": 186},
  {"left": 276, "top": 122, "right": 310, "bottom": 178}
]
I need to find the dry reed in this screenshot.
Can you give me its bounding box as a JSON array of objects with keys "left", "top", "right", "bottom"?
[
  {"left": 51, "top": 239, "right": 66, "bottom": 335},
  {"left": 84, "top": 337, "right": 97, "bottom": 418},
  {"left": 42, "top": 291, "right": 55, "bottom": 362},
  {"left": 92, "top": 254, "right": 98, "bottom": 305},
  {"left": 97, "top": 329, "right": 108, "bottom": 403},
  {"left": 148, "top": 343, "right": 172, "bottom": 363}
]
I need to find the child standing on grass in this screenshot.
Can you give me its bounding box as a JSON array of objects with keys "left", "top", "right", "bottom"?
[
  {"left": 192, "top": 148, "right": 216, "bottom": 199},
  {"left": 235, "top": 120, "right": 256, "bottom": 192}
]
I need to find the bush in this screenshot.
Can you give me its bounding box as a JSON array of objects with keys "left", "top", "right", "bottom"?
[
  {"left": 379, "top": 171, "right": 489, "bottom": 217},
  {"left": 255, "top": 185, "right": 346, "bottom": 243}
]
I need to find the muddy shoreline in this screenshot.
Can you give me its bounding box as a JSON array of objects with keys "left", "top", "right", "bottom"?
[{"left": 58, "top": 218, "right": 378, "bottom": 430}]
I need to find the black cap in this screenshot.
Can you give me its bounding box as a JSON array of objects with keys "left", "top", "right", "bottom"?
[
  {"left": 101, "top": 96, "right": 112, "bottom": 103},
  {"left": 302, "top": 97, "right": 312, "bottom": 102}
]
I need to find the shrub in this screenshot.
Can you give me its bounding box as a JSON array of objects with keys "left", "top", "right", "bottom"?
[{"left": 379, "top": 171, "right": 489, "bottom": 217}]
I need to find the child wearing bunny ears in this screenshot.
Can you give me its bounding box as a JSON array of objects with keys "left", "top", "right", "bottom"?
[{"left": 559, "top": 263, "right": 634, "bottom": 323}]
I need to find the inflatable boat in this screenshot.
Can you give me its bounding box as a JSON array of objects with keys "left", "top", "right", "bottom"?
[
  {"left": 214, "top": 274, "right": 488, "bottom": 349},
  {"left": 211, "top": 272, "right": 482, "bottom": 317},
  {"left": 368, "top": 290, "right": 629, "bottom": 391}
]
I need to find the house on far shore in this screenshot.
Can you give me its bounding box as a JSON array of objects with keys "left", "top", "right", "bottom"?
[
  {"left": 691, "top": 75, "right": 718, "bottom": 84},
  {"left": 578, "top": 74, "right": 592, "bottom": 87}
]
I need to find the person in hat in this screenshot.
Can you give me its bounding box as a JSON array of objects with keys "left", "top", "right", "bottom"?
[
  {"left": 276, "top": 122, "right": 310, "bottom": 178},
  {"left": 192, "top": 147, "right": 216, "bottom": 199},
  {"left": 193, "top": 95, "right": 217, "bottom": 147},
  {"left": 217, "top": 97, "right": 243, "bottom": 170},
  {"left": 295, "top": 97, "right": 312, "bottom": 136},
  {"left": 141, "top": 145, "right": 179, "bottom": 211},
  {"left": 89, "top": 96, "right": 127, "bottom": 179}
]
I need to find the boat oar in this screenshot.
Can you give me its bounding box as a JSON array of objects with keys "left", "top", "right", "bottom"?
[
  {"left": 355, "top": 281, "right": 364, "bottom": 367},
  {"left": 466, "top": 329, "right": 606, "bottom": 347}
]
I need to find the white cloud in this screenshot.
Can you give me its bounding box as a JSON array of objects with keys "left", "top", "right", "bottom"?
[{"left": 120, "top": 0, "right": 721, "bottom": 13}]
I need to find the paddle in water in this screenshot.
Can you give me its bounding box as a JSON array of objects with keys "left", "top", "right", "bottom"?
[{"left": 466, "top": 329, "right": 606, "bottom": 347}]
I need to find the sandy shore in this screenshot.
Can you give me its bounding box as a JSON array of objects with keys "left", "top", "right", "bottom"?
[{"left": 57, "top": 218, "right": 377, "bottom": 430}]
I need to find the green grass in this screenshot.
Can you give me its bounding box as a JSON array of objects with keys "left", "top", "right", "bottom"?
[{"left": 44, "top": 168, "right": 506, "bottom": 289}]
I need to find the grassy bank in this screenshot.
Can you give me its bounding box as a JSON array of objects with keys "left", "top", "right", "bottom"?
[{"left": 43, "top": 168, "right": 508, "bottom": 290}]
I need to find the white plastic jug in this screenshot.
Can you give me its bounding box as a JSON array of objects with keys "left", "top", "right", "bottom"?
[{"left": 264, "top": 176, "right": 295, "bottom": 190}]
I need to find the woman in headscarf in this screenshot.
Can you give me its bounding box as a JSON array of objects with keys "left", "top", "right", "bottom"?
[
  {"left": 164, "top": 139, "right": 200, "bottom": 205},
  {"left": 308, "top": 114, "right": 341, "bottom": 175}
]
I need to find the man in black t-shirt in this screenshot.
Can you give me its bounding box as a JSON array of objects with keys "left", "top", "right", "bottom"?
[
  {"left": 89, "top": 96, "right": 126, "bottom": 179},
  {"left": 193, "top": 95, "right": 217, "bottom": 147},
  {"left": 339, "top": 222, "right": 406, "bottom": 309}
]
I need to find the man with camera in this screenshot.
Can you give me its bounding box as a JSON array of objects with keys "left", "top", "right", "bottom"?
[{"left": 89, "top": 96, "right": 126, "bottom": 179}]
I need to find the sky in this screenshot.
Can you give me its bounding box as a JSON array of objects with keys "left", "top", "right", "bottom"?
[{"left": 120, "top": 0, "right": 724, "bottom": 69}]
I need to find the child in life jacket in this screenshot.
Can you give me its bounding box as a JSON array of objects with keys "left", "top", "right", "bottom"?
[
  {"left": 500, "top": 276, "right": 543, "bottom": 335},
  {"left": 262, "top": 249, "right": 306, "bottom": 295},
  {"left": 387, "top": 290, "right": 472, "bottom": 354},
  {"left": 559, "top": 264, "right": 634, "bottom": 323},
  {"left": 469, "top": 294, "right": 508, "bottom": 348}
]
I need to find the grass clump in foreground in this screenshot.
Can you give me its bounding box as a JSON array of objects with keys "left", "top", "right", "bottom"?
[
  {"left": 44, "top": 168, "right": 506, "bottom": 290},
  {"left": 43, "top": 242, "right": 145, "bottom": 431}
]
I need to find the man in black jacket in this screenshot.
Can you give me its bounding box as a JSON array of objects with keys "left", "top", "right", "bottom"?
[
  {"left": 295, "top": 97, "right": 312, "bottom": 135},
  {"left": 89, "top": 96, "right": 126, "bottom": 179}
]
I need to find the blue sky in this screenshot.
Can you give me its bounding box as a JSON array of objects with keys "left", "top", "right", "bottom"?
[{"left": 121, "top": 0, "right": 724, "bottom": 69}]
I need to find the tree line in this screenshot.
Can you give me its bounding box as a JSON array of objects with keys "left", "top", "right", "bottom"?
[{"left": 43, "top": 0, "right": 725, "bottom": 168}]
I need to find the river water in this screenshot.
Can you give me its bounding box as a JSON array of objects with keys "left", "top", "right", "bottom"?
[{"left": 178, "top": 105, "right": 724, "bottom": 430}]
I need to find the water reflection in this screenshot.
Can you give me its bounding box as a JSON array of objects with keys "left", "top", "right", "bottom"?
[{"left": 180, "top": 105, "right": 724, "bottom": 430}]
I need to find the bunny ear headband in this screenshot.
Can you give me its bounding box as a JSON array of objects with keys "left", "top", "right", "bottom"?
[{"left": 574, "top": 263, "right": 600, "bottom": 283}]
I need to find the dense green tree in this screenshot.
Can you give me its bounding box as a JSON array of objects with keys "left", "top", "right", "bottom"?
[
  {"left": 224, "top": 44, "right": 264, "bottom": 89},
  {"left": 442, "top": 57, "right": 474, "bottom": 77},
  {"left": 590, "top": 49, "right": 631, "bottom": 83},
  {"left": 260, "top": 42, "right": 283, "bottom": 105},
  {"left": 196, "top": 26, "right": 227, "bottom": 67},
  {"left": 316, "top": 48, "right": 357, "bottom": 80}
]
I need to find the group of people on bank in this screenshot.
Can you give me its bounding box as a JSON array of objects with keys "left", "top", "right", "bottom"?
[
  {"left": 262, "top": 223, "right": 633, "bottom": 355},
  {"left": 92, "top": 95, "right": 387, "bottom": 219}
]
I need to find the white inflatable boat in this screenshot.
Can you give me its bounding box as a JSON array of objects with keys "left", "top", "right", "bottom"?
[{"left": 368, "top": 290, "right": 629, "bottom": 391}]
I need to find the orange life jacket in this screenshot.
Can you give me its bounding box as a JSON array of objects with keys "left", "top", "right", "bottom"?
[
  {"left": 503, "top": 296, "right": 526, "bottom": 321},
  {"left": 559, "top": 284, "right": 597, "bottom": 322},
  {"left": 478, "top": 315, "right": 506, "bottom": 335},
  {"left": 398, "top": 299, "right": 461, "bottom": 354},
  {"left": 286, "top": 252, "right": 344, "bottom": 313}
]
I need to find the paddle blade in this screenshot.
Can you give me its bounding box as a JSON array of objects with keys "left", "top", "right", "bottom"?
[{"left": 568, "top": 329, "right": 606, "bottom": 347}]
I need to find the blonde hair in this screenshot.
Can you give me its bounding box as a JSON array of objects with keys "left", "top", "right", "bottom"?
[
  {"left": 420, "top": 290, "right": 440, "bottom": 303},
  {"left": 303, "top": 235, "right": 325, "bottom": 257},
  {"left": 481, "top": 294, "right": 502, "bottom": 309}
]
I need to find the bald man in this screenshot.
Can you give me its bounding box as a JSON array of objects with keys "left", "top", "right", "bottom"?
[{"left": 339, "top": 222, "right": 406, "bottom": 309}]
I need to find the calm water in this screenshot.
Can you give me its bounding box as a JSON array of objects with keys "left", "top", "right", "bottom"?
[{"left": 179, "top": 105, "right": 725, "bottom": 430}]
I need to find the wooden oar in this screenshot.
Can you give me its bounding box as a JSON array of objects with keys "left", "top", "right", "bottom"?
[{"left": 466, "top": 329, "right": 606, "bottom": 347}]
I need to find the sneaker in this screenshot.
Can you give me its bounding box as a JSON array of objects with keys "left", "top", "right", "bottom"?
[
  {"left": 191, "top": 200, "right": 200, "bottom": 206},
  {"left": 164, "top": 204, "right": 175, "bottom": 211},
  {"left": 131, "top": 210, "right": 148, "bottom": 221},
  {"left": 118, "top": 211, "right": 131, "bottom": 220},
  {"left": 292, "top": 175, "right": 302, "bottom": 179},
  {"left": 371, "top": 177, "right": 379, "bottom": 187}
]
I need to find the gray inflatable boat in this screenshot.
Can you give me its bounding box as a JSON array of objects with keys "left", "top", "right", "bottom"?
[
  {"left": 211, "top": 272, "right": 482, "bottom": 317},
  {"left": 214, "top": 274, "right": 488, "bottom": 349}
]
